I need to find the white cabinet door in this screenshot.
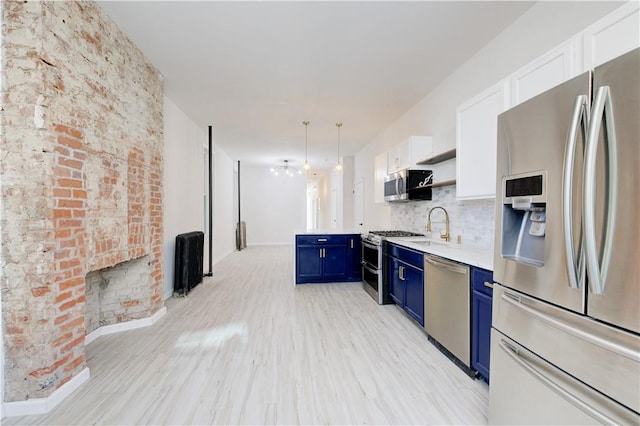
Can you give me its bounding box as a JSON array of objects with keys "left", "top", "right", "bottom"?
[
  {"left": 387, "top": 139, "right": 410, "bottom": 173},
  {"left": 510, "top": 39, "right": 579, "bottom": 106},
  {"left": 408, "top": 136, "right": 433, "bottom": 165},
  {"left": 456, "top": 80, "right": 510, "bottom": 200},
  {"left": 387, "top": 136, "right": 433, "bottom": 173},
  {"left": 582, "top": 2, "right": 639, "bottom": 70},
  {"left": 374, "top": 152, "right": 388, "bottom": 204}
]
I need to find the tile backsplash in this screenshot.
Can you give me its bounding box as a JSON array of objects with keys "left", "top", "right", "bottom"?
[{"left": 390, "top": 186, "right": 496, "bottom": 249}]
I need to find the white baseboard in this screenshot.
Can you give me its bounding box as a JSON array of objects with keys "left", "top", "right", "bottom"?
[
  {"left": 1, "top": 308, "right": 167, "bottom": 419},
  {"left": 246, "top": 242, "right": 292, "bottom": 246},
  {"left": 85, "top": 306, "right": 167, "bottom": 346},
  {"left": 3, "top": 367, "right": 91, "bottom": 418}
]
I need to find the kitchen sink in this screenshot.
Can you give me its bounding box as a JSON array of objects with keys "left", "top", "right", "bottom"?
[{"left": 404, "top": 238, "right": 460, "bottom": 249}]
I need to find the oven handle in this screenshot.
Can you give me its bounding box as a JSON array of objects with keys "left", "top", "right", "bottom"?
[
  {"left": 362, "top": 240, "right": 379, "bottom": 251},
  {"left": 361, "top": 261, "right": 379, "bottom": 274}
]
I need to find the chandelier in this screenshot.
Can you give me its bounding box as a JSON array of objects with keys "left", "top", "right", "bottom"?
[{"left": 270, "top": 159, "right": 301, "bottom": 177}]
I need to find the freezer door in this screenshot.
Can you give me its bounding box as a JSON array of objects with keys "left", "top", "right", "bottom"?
[
  {"left": 494, "top": 72, "right": 591, "bottom": 313},
  {"left": 585, "top": 48, "right": 640, "bottom": 334},
  {"left": 489, "top": 329, "right": 639, "bottom": 425},
  {"left": 492, "top": 284, "right": 640, "bottom": 415}
]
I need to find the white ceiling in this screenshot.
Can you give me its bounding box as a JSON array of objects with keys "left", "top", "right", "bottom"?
[{"left": 98, "top": 1, "right": 534, "bottom": 170}]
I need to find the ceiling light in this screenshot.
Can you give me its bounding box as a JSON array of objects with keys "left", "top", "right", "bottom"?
[
  {"left": 303, "top": 121, "right": 311, "bottom": 170},
  {"left": 335, "top": 122, "right": 343, "bottom": 173},
  {"left": 270, "top": 159, "right": 299, "bottom": 177}
]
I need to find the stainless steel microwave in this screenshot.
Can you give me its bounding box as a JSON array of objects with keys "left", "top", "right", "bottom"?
[{"left": 384, "top": 169, "right": 433, "bottom": 202}]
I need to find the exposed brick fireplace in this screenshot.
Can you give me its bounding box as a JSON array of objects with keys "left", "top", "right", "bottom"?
[
  {"left": 1, "top": 0, "right": 164, "bottom": 409},
  {"left": 85, "top": 256, "right": 153, "bottom": 336}
]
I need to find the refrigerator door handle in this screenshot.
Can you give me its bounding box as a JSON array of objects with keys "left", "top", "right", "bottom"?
[
  {"left": 500, "top": 290, "right": 640, "bottom": 362},
  {"left": 563, "top": 95, "right": 589, "bottom": 289},
  {"left": 498, "top": 339, "right": 618, "bottom": 426},
  {"left": 584, "top": 86, "right": 618, "bottom": 295}
]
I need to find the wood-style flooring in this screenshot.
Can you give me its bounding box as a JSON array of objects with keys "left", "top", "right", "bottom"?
[{"left": 4, "top": 245, "right": 488, "bottom": 425}]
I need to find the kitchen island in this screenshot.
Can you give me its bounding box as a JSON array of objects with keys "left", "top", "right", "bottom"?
[{"left": 293, "top": 231, "right": 362, "bottom": 285}]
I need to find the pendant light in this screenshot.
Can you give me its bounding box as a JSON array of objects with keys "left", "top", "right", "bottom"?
[
  {"left": 335, "top": 122, "right": 343, "bottom": 173},
  {"left": 303, "top": 121, "right": 311, "bottom": 171}
]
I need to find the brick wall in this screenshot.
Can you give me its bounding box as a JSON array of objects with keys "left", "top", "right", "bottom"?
[{"left": 1, "top": 1, "right": 164, "bottom": 402}]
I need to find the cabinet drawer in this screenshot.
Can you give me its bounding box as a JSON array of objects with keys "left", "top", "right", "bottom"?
[
  {"left": 387, "top": 243, "right": 424, "bottom": 269},
  {"left": 296, "top": 235, "right": 347, "bottom": 246},
  {"left": 472, "top": 267, "right": 494, "bottom": 296}
]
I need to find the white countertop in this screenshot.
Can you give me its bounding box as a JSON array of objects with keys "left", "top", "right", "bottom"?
[
  {"left": 294, "top": 229, "right": 362, "bottom": 235},
  {"left": 386, "top": 236, "right": 494, "bottom": 271}
]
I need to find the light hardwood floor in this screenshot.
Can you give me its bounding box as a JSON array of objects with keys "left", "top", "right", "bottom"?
[{"left": 5, "top": 245, "right": 488, "bottom": 425}]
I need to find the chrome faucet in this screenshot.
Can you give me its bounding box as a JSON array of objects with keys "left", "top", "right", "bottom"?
[{"left": 426, "top": 206, "right": 450, "bottom": 242}]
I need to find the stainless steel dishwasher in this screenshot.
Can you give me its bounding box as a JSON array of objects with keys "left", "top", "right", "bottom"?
[{"left": 424, "top": 254, "right": 473, "bottom": 374}]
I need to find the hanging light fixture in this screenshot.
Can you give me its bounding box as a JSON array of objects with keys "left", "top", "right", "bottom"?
[
  {"left": 270, "top": 159, "right": 301, "bottom": 177},
  {"left": 302, "top": 121, "right": 311, "bottom": 171},
  {"left": 335, "top": 122, "right": 343, "bottom": 173}
]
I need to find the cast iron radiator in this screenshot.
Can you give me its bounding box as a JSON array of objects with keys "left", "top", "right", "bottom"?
[{"left": 174, "top": 231, "right": 204, "bottom": 295}]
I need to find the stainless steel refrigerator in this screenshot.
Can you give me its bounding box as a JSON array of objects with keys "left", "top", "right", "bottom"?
[{"left": 490, "top": 48, "right": 640, "bottom": 424}]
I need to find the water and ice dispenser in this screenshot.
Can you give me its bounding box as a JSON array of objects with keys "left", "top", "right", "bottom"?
[{"left": 501, "top": 171, "right": 547, "bottom": 267}]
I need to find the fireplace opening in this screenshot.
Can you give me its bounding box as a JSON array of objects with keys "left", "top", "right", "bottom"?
[{"left": 85, "top": 255, "right": 152, "bottom": 335}]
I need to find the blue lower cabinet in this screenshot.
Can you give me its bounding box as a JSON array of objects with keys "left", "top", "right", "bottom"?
[
  {"left": 388, "top": 257, "right": 404, "bottom": 305},
  {"left": 295, "top": 234, "right": 361, "bottom": 284},
  {"left": 471, "top": 267, "right": 493, "bottom": 382},
  {"left": 322, "top": 245, "right": 348, "bottom": 281},
  {"left": 348, "top": 235, "right": 362, "bottom": 280},
  {"left": 387, "top": 243, "right": 424, "bottom": 326},
  {"left": 403, "top": 263, "right": 424, "bottom": 326},
  {"left": 297, "top": 246, "right": 323, "bottom": 282}
]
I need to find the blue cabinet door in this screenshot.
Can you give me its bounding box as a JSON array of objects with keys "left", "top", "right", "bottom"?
[
  {"left": 471, "top": 267, "right": 493, "bottom": 382},
  {"left": 472, "top": 290, "right": 492, "bottom": 382},
  {"left": 323, "top": 245, "right": 348, "bottom": 281},
  {"left": 296, "top": 246, "right": 323, "bottom": 283},
  {"left": 388, "top": 257, "right": 404, "bottom": 305},
  {"left": 403, "top": 262, "right": 424, "bottom": 326},
  {"left": 348, "top": 235, "right": 362, "bottom": 279}
]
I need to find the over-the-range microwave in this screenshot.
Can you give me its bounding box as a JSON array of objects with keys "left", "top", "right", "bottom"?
[{"left": 384, "top": 169, "right": 433, "bottom": 202}]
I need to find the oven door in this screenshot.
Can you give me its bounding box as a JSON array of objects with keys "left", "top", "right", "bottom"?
[
  {"left": 362, "top": 262, "right": 380, "bottom": 303},
  {"left": 362, "top": 239, "right": 380, "bottom": 270}
]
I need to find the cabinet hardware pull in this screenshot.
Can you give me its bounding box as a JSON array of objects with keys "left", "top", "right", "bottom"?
[
  {"left": 350, "top": 239, "right": 354, "bottom": 249},
  {"left": 317, "top": 238, "right": 328, "bottom": 242},
  {"left": 484, "top": 281, "right": 494, "bottom": 289}
]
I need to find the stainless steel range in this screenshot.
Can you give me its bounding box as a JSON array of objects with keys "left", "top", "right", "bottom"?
[{"left": 361, "top": 230, "right": 423, "bottom": 304}]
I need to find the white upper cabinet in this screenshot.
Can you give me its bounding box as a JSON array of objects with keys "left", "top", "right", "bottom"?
[
  {"left": 387, "top": 139, "right": 410, "bottom": 173},
  {"left": 456, "top": 80, "right": 510, "bottom": 200},
  {"left": 374, "top": 152, "right": 388, "bottom": 204},
  {"left": 387, "top": 136, "right": 433, "bottom": 173},
  {"left": 510, "top": 39, "right": 579, "bottom": 106},
  {"left": 582, "top": 2, "right": 640, "bottom": 70}
]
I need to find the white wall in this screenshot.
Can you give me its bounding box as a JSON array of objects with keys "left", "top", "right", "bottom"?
[
  {"left": 163, "top": 96, "right": 236, "bottom": 298},
  {"left": 354, "top": 1, "right": 622, "bottom": 235},
  {"left": 341, "top": 157, "right": 355, "bottom": 230},
  {"left": 240, "top": 166, "right": 306, "bottom": 244},
  {"left": 163, "top": 96, "right": 207, "bottom": 299},
  {"left": 213, "top": 148, "right": 235, "bottom": 263}
]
